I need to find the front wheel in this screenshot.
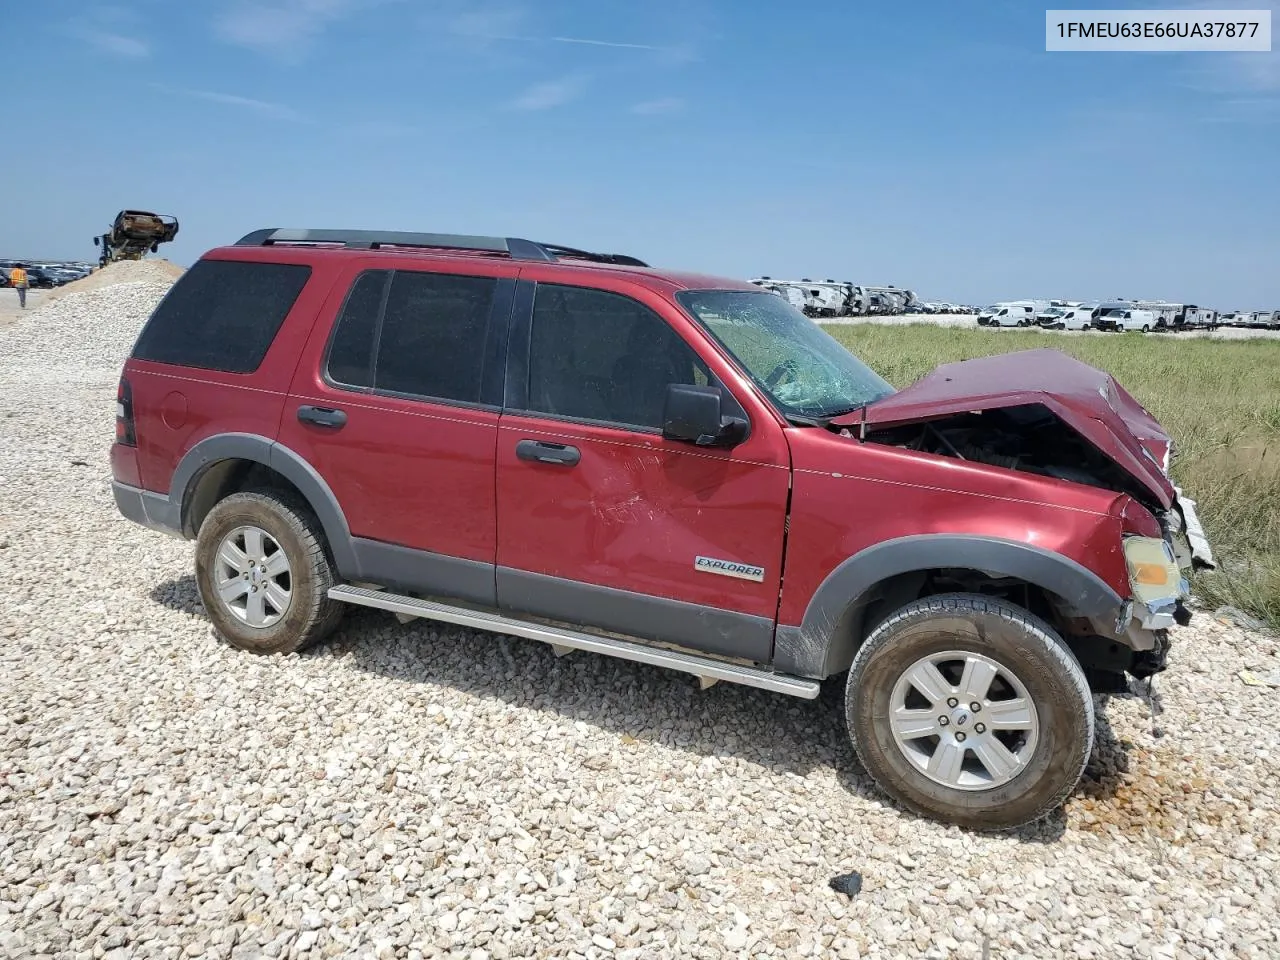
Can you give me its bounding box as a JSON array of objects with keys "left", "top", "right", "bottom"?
[{"left": 845, "top": 594, "right": 1094, "bottom": 830}]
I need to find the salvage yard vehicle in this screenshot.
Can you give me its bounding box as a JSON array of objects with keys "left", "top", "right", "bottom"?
[
  {"left": 93, "top": 209, "right": 180, "bottom": 267},
  {"left": 978, "top": 303, "right": 1036, "bottom": 327},
  {"left": 1038, "top": 306, "right": 1093, "bottom": 331},
  {"left": 1178, "top": 306, "right": 1218, "bottom": 330},
  {"left": 110, "top": 227, "right": 1213, "bottom": 829},
  {"left": 1096, "top": 306, "right": 1156, "bottom": 333},
  {"left": 1246, "top": 310, "right": 1280, "bottom": 330}
]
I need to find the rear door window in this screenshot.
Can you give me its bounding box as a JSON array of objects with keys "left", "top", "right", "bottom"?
[
  {"left": 325, "top": 270, "right": 388, "bottom": 389},
  {"left": 375, "top": 271, "right": 495, "bottom": 403},
  {"left": 132, "top": 259, "right": 311, "bottom": 373},
  {"left": 323, "top": 268, "right": 498, "bottom": 405}
]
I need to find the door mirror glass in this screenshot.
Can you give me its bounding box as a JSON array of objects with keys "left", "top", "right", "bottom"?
[{"left": 662, "top": 384, "right": 746, "bottom": 447}]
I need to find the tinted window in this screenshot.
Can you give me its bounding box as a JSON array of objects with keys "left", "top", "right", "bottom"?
[
  {"left": 132, "top": 259, "right": 311, "bottom": 373},
  {"left": 326, "top": 271, "right": 388, "bottom": 388},
  {"left": 527, "top": 284, "right": 708, "bottom": 429},
  {"left": 375, "top": 271, "right": 495, "bottom": 403}
]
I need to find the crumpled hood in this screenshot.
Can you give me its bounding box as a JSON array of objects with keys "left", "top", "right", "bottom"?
[{"left": 835, "top": 348, "right": 1177, "bottom": 508}]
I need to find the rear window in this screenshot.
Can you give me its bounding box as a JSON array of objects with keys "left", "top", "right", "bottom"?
[{"left": 132, "top": 259, "right": 311, "bottom": 373}]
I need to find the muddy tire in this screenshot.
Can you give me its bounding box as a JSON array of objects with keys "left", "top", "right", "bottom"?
[
  {"left": 194, "top": 490, "right": 344, "bottom": 655},
  {"left": 845, "top": 593, "right": 1093, "bottom": 830}
]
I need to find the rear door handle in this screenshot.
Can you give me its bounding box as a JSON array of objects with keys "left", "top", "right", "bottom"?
[
  {"left": 515, "top": 439, "right": 581, "bottom": 466},
  {"left": 297, "top": 405, "right": 347, "bottom": 428}
]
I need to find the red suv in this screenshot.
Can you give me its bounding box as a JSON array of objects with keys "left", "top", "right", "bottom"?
[{"left": 111, "top": 228, "right": 1214, "bottom": 828}]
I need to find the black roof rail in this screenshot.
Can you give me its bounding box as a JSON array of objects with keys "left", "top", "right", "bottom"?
[
  {"left": 534, "top": 242, "right": 649, "bottom": 268},
  {"left": 233, "top": 228, "right": 648, "bottom": 267}
]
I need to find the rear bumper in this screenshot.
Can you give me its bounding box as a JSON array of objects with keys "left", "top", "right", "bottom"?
[{"left": 112, "top": 481, "right": 184, "bottom": 539}]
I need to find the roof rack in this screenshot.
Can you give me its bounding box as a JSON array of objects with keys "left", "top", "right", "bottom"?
[
  {"left": 233, "top": 229, "right": 648, "bottom": 267},
  {"left": 534, "top": 243, "right": 649, "bottom": 268}
]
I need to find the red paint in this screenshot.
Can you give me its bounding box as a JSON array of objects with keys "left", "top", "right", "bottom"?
[
  {"left": 776, "top": 428, "right": 1133, "bottom": 627},
  {"left": 277, "top": 255, "right": 522, "bottom": 562},
  {"left": 111, "top": 238, "right": 1181, "bottom": 652},
  {"left": 838, "top": 348, "right": 1175, "bottom": 508},
  {"left": 110, "top": 441, "right": 141, "bottom": 488},
  {"left": 493, "top": 265, "right": 792, "bottom": 619},
  {"left": 123, "top": 245, "right": 338, "bottom": 495}
]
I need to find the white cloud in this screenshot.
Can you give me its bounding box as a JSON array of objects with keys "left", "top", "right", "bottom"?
[
  {"left": 450, "top": 5, "right": 529, "bottom": 40},
  {"left": 548, "top": 36, "right": 662, "bottom": 51},
  {"left": 1172, "top": 0, "right": 1279, "bottom": 94},
  {"left": 215, "top": 0, "right": 361, "bottom": 61},
  {"left": 631, "top": 97, "right": 684, "bottom": 115},
  {"left": 153, "top": 84, "right": 308, "bottom": 122},
  {"left": 510, "top": 75, "right": 587, "bottom": 111},
  {"left": 76, "top": 28, "right": 150, "bottom": 58}
]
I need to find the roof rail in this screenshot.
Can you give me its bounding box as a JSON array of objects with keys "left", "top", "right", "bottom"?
[
  {"left": 534, "top": 243, "right": 649, "bottom": 268},
  {"left": 233, "top": 228, "right": 648, "bottom": 267}
]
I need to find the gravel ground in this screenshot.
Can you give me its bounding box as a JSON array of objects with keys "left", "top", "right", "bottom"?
[
  {"left": 0, "top": 288, "right": 50, "bottom": 328},
  {"left": 822, "top": 314, "right": 1280, "bottom": 340},
  {"left": 2, "top": 279, "right": 1279, "bottom": 960}
]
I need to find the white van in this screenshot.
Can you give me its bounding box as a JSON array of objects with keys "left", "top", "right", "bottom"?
[
  {"left": 978, "top": 304, "right": 1036, "bottom": 327},
  {"left": 1098, "top": 307, "right": 1157, "bottom": 333},
  {"left": 1039, "top": 306, "right": 1094, "bottom": 331}
]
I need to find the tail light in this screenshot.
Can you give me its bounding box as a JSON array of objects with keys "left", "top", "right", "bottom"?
[{"left": 116, "top": 377, "right": 136, "bottom": 446}]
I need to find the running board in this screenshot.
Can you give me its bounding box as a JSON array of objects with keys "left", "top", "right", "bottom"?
[{"left": 328, "top": 584, "right": 820, "bottom": 699}]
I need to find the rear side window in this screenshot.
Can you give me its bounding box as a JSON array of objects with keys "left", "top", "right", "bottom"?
[
  {"left": 325, "top": 269, "right": 497, "bottom": 404},
  {"left": 132, "top": 259, "right": 311, "bottom": 373},
  {"left": 326, "top": 271, "right": 388, "bottom": 388}
]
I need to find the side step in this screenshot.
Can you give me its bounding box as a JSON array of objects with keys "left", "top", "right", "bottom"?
[{"left": 328, "top": 584, "right": 820, "bottom": 699}]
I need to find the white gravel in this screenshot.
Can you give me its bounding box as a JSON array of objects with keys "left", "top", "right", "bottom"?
[{"left": 2, "top": 278, "right": 1279, "bottom": 960}]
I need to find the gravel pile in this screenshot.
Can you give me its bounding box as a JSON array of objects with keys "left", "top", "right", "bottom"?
[
  {"left": 47, "top": 259, "right": 185, "bottom": 303},
  {"left": 2, "top": 278, "right": 1279, "bottom": 960}
]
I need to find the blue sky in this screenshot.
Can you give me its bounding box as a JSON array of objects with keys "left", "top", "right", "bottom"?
[{"left": 2, "top": 1, "right": 1277, "bottom": 308}]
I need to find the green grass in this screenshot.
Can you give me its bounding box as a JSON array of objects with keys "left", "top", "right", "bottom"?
[{"left": 824, "top": 324, "right": 1280, "bottom": 627}]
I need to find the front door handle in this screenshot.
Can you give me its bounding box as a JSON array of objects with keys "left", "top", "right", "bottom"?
[
  {"left": 515, "top": 439, "right": 581, "bottom": 466},
  {"left": 297, "top": 405, "right": 347, "bottom": 428}
]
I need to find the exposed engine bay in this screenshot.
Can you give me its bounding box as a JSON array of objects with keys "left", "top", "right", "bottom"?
[{"left": 858, "top": 403, "right": 1164, "bottom": 510}]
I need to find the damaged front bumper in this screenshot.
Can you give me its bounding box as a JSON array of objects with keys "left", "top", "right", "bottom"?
[
  {"left": 1172, "top": 487, "right": 1215, "bottom": 570},
  {"left": 1118, "top": 593, "right": 1192, "bottom": 634}
]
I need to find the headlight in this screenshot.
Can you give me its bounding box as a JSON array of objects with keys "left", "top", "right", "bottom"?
[{"left": 1123, "top": 536, "right": 1188, "bottom": 629}]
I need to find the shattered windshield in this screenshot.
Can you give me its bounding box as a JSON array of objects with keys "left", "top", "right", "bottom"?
[{"left": 677, "top": 289, "right": 895, "bottom": 420}]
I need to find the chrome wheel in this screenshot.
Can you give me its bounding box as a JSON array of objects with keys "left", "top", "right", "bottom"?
[
  {"left": 213, "top": 525, "right": 293, "bottom": 628},
  {"left": 889, "top": 650, "right": 1040, "bottom": 791}
]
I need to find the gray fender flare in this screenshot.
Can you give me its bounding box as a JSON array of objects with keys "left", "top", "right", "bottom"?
[
  {"left": 168, "top": 433, "right": 357, "bottom": 577},
  {"left": 772, "top": 535, "right": 1125, "bottom": 679}
]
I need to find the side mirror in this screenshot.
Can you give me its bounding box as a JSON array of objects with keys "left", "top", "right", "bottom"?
[{"left": 662, "top": 384, "right": 747, "bottom": 447}]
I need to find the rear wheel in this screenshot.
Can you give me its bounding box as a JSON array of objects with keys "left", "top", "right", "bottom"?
[
  {"left": 1141, "top": 324, "right": 1151, "bottom": 333},
  {"left": 195, "top": 490, "right": 344, "bottom": 655},
  {"left": 845, "top": 594, "right": 1094, "bottom": 830}
]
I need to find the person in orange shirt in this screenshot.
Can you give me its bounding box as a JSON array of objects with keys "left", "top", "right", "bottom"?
[{"left": 9, "top": 263, "right": 29, "bottom": 309}]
